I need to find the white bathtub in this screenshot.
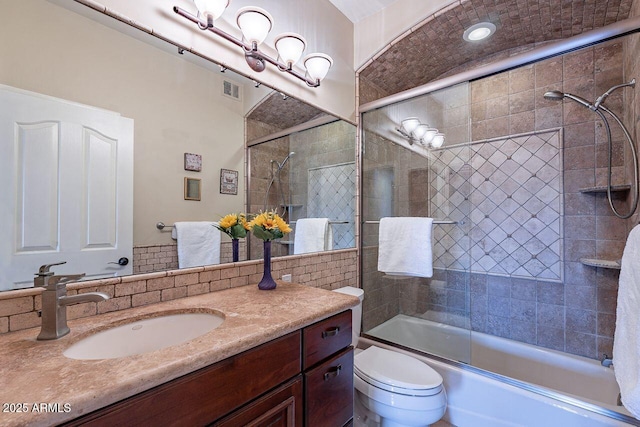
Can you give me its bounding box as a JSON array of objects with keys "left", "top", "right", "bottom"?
[{"left": 365, "top": 314, "right": 637, "bottom": 426}]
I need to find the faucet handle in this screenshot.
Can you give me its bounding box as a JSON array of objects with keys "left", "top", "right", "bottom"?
[
  {"left": 49, "top": 274, "right": 86, "bottom": 286},
  {"left": 37, "top": 262, "right": 67, "bottom": 276}
]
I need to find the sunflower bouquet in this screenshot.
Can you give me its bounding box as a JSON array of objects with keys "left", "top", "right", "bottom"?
[
  {"left": 214, "top": 213, "right": 250, "bottom": 239},
  {"left": 247, "top": 210, "right": 292, "bottom": 241}
]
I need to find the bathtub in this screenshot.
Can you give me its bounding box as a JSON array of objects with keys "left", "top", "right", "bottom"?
[{"left": 364, "top": 314, "right": 638, "bottom": 426}]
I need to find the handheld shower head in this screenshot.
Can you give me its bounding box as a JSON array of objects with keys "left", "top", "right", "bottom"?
[
  {"left": 543, "top": 90, "right": 594, "bottom": 109},
  {"left": 543, "top": 90, "right": 565, "bottom": 101}
]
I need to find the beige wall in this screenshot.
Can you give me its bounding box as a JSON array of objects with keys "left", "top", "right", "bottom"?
[
  {"left": 1, "top": 0, "right": 247, "bottom": 247},
  {"left": 354, "top": 0, "right": 456, "bottom": 69},
  {"left": 57, "top": 0, "right": 357, "bottom": 121}
]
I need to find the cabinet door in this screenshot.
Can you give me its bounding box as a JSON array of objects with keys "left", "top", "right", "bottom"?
[
  {"left": 304, "top": 347, "right": 354, "bottom": 427},
  {"left": 214, "top": 376, "right": 303, "bottom": 427}
]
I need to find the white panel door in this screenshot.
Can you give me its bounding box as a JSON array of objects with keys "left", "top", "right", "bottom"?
[{"left": 0, "top": 85, "right": 133, "bottom": 290}]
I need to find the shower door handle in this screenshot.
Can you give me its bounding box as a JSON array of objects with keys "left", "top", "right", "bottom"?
[{"left": 322, "top": 326, "right": 340, "bottom": 338}]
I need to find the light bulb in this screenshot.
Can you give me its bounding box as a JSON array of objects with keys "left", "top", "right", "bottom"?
[
  {"left": 193, "top": 0, "right": 229, "bottom": 23},
  {"left": 401, "top": 118, "right": 420, "bottom": 135},
  {"left": 431, "top": 133, "right": 445, "bottom": 148},
  {"left": 413, "top": 124, "right": 430, "bottom": 140},
  {"left": 423, "top": 128, "right": 438, "bottom": 144},
  {"left": 303, "top": 53, "right": 333, "bottom": 83},
  {"left": 275, "top": 33, "right": 306, "bottom": 69},
  {"left": 236, "top": 7, "right": 273, "bottom": 46}
]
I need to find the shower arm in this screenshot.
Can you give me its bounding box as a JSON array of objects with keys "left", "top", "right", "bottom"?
[{"left": 596, "top": 105, "right": 639, "bottom": 219}]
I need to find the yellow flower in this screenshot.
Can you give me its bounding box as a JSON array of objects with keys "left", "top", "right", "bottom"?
[
  {"left": 275, "top": 216, "right": 292, "bottom": 233},
  {"left": 248, "top": 210, "right": 291, "bottom": 240},
  {"left": 219, "top": 214, "right": 238, "bottom": 229}
]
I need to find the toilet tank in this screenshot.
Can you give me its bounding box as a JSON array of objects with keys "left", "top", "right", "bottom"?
[{"left": 333, "top": 286, "right": 364, "bottom": 347}]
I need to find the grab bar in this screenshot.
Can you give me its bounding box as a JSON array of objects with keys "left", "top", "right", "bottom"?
[
  {"left": 363, "top": 220, "right": 459, "bottom": 225},
  {"left": 290, "top": 220, "right": 350, "bottom": 224}
]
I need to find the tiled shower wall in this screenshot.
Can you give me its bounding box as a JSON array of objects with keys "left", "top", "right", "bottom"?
[{"left": 362, "top": 40, "right": 632, "bottom": 359}]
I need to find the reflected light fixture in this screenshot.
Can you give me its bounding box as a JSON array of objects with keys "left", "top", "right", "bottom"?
[
  {"left": 463, "top": 22, "right": 496, "bottom": 42},
  {"left": 174, "top": 2, "right": 333, "bottom": 87},
  {"left": 396, "top": 118, "right": 445, "bottom": 149}
]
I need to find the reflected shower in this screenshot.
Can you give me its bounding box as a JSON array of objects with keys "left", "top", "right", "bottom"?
[
  {"left": 544, "top": 79, "right": 638, "bottom": 219},
  {"left": 263, "top": 152, "right": 295, "bottom": 215}
]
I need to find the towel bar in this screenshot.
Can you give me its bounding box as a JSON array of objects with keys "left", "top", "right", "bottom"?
[
  {"left": 156, "top": 222, "right": 173, "bottom": 230},
  {"left": 363, "top": 220, "right": 459, "bottom": 225}
]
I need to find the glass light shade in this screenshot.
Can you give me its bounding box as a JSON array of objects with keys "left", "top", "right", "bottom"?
[
  {"left": 413, "top": 124, "right": 430, "bottom": 140},
  {"left": 303, "top": 53, "right": 333, "bottom": 82},
  {"left": 193, "top": 0, "right": 229, "bottom": 22},
  {"left": 275, "top": 33, "right": 307, "bottom": 68},
  {"left": 401, "top": 118, "right": 420, "bottom": 135},
  {"left": 236, "top": 7, "right": 273, "bottom": 45},
  {"left": 431, "top": 133, "right": 445, "bottom": 148},
  {"left": 423, "top": 128, "right": 438, "bottom": 144}
]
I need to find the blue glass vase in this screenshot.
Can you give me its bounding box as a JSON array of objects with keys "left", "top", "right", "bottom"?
[
  {"left": 258, "top": 240, "right": 277, "bottom": 290},
  {"left": 232, "top": 239, "right": 239, "bottom": 263}
]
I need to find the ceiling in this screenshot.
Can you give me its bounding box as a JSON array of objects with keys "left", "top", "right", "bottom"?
[
  {"left": 359, "top": 0, "right": 635, "bottom": 103},
  {"left": 328, "top": 0, "right": 398, "bottom": 23}
]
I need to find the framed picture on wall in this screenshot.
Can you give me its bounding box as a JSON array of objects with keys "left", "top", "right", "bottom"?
[
  {"left": 184, "top": 153, "right": 202, "bottom": 172},
  {"left": 184, "top": 177, "right": 201, "bottom": 201},
  {"left": 220, "top": 169, "right": 238, "bottom": 195}
]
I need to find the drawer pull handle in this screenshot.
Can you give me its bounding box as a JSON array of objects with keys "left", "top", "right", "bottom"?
[
  {"left": 322, "top": 327, "right": 340, "bottom": 338},
  {"left": 323, "top": 364, "right": 342, "bottom": 381}
]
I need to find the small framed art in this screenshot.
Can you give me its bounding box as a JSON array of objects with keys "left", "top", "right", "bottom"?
[
  {"left": 220, "top": 169, "right": 238, "bottom": 195},
  {"left": 184, "top": 153, "right": 202, "bottom": 172},
  {"left": 184, "top": 177, "right": 201, "bottom": 201}
]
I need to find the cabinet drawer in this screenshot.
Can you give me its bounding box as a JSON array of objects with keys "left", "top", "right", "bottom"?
[
  {"left": 302, "top": 310, "right": 351, "bottom": 369},
  {"left": 214, "top": 376, "right": 303, "bottom": 427},
  {"left": 304, "top": 347, "right": 354, "bottom": 427},
  {"left": 65, "top": 331, "right": 301, "bottom": 427}
]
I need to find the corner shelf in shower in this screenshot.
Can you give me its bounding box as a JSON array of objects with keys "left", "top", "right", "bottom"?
[
  {"left": 580, "top": 258, "right": 621, "bottom": 270},
  {"left": 277, "top": 240, "right": 294, "bottom": 245},
  {"left": 579, "top": 185, "right": 631, "bottom": 193}
]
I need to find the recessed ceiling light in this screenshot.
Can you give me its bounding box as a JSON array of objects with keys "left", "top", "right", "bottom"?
[{"left": 463, "top": 22, "right": 496, "bottom": 42}]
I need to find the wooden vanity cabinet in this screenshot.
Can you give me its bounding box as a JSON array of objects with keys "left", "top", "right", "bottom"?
[{"left": 64, "top": 310, "right": 353, "bottom": 427}]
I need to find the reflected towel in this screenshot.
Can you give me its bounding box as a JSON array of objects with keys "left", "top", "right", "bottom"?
[
  {"left": 377, "top": 217, "right": 433, "bottom": 278},
  {"left": 614, "top": 224, "right": 640, "bottom": 418},
  {"left": 294, "top": 218, "right": 333, "bottom": 255},
  {"left": 174, "top": 221, "right": 220, "bottom": 268}
]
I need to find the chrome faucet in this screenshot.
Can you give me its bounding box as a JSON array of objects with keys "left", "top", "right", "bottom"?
[{"left": 36, "top": 262, "right": 109, "bottom": 340}]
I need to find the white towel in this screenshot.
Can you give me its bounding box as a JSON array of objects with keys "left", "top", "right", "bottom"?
[
  {"left": 294, "top": 218, "right": 333, "bottom": 255},
  {"left": 377, "top": 217, "right": 433, "bottom": 278},
  {"left": 614, "top": 224, "right": 640, "bottom": 418},
  {"left": 174, "top": 222, "right": 221, "bottom": 268}
]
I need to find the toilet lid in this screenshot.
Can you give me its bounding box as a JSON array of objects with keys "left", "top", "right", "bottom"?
[{"left": 355, "top": 346, "right": 443, "bottom": 393}]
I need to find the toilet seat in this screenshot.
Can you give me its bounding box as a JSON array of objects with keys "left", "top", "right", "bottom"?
[{"left": 355, "top": 346, "right": 443, "bottom": 397}]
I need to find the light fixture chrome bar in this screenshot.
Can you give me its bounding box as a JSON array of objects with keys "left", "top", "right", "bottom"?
[
  {"left": 173, "top": 6, "right": 320, "bottom": 87},
  {"left": 359, "top": 15, "right": 640, "bottom": 113}
]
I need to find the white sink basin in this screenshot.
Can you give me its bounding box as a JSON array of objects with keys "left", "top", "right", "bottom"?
[{"left": 64, "top": 312, "right": 224, "bottom": 360}]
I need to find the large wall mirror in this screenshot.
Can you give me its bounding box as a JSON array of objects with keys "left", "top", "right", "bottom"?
[{"left": 0, "top": 0, "right": 355, "bottom": 291}]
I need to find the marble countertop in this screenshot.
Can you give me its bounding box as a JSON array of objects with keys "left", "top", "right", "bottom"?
[{"left": 0, "top": 283, "right": 359, "bottom": 427}]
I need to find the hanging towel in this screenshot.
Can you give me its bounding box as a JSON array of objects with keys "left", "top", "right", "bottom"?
[
  {"left": 174, "top": 221, "right": 221, "bottom": 268},
  {"left": 377, "top": 217, "right": 433, "bottom": 278},
  {"left": 294, "top": 218, "right": 333, "bottom": 254},
  {"left": 614, "top": 224, "right": 640, "bottom": 418}
]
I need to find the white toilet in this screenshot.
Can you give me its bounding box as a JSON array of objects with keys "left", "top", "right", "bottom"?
[{"left": 333, "top": 287, "right": 447, "bottom": 427}]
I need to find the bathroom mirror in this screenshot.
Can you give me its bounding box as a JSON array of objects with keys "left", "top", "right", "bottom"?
[{"left": 0, "top": 0, "right": 355, "bottom": 291}]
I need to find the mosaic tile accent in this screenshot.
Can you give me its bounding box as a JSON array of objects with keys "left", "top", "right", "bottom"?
[
  {"left": 307, "top": 163, "right": 356, "bottom": 250},
  {"left": 431, "top": 130, "right": 563, "bottom": 280}
]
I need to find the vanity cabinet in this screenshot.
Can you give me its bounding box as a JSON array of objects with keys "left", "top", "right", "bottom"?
[{"left": 64, "top": 310, "right": 353, "bottom": 427}]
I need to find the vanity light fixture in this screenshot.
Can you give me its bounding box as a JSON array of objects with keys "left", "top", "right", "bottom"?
[
  {"left": 396, "top": 118, "right": 445, "bottom": 149},
  {"left": 174, "top": 2, "right": 333, "bottom": 87},
  {"left": 463, "top": 22, "right": 496, "bottom": 42}
]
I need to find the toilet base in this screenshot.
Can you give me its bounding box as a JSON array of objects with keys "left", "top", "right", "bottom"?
[{"left": 354, "top": 388, "right": 445, "bottom": 427}]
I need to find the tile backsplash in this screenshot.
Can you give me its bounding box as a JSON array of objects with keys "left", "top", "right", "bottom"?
[{"left": 0, "top": 249, "right": 356, "bottom": 335}]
